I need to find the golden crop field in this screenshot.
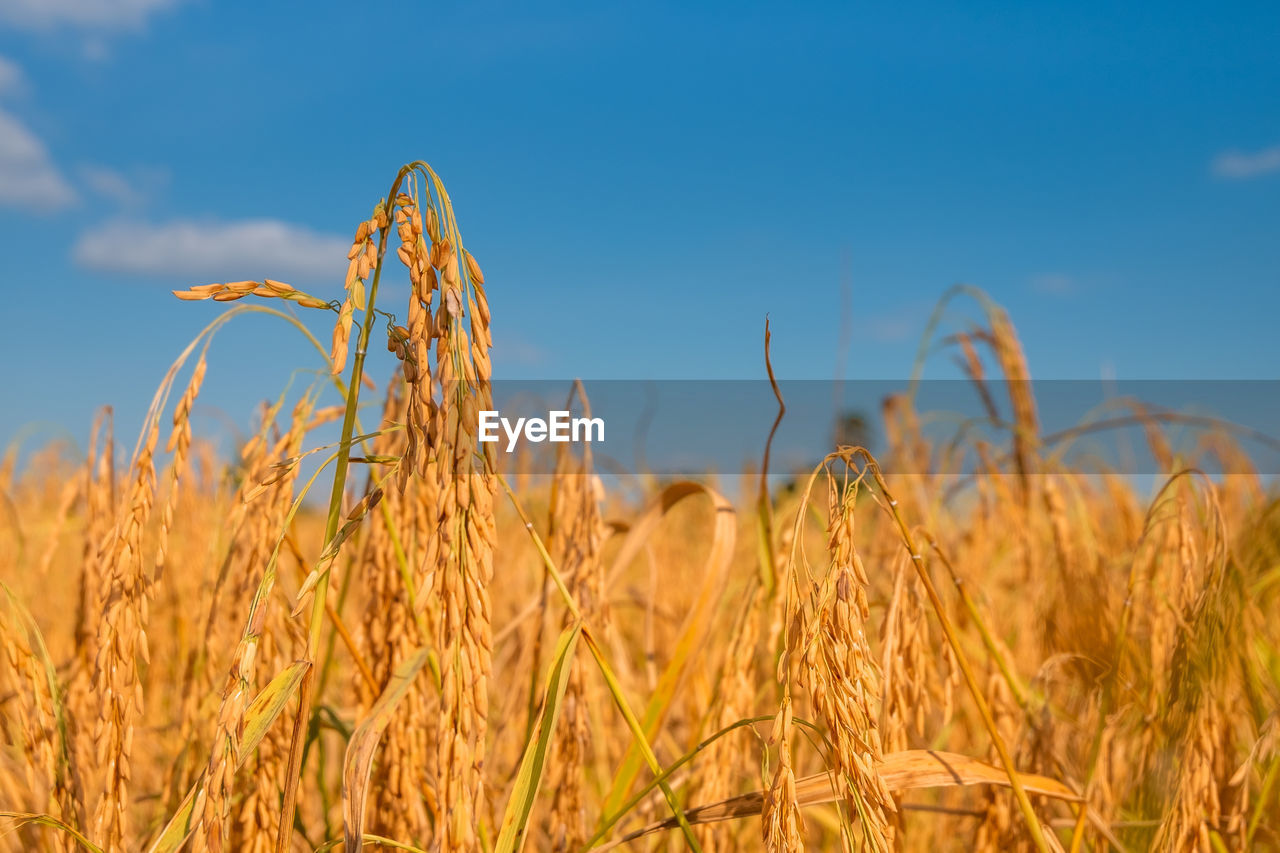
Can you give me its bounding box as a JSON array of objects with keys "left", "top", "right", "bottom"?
[{"left": 2, "top": 164, "right": 1277, "bottom": 853}]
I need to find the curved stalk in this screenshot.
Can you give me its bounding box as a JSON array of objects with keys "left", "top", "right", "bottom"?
[{"left": 277, "top": 166, "right": 413, "bottom": 853}]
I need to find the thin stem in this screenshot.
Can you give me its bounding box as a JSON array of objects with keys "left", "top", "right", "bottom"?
[
  {"left": 495, "top": 472, "right": 701, "bottom": 852},
  {"left": 277, "top": 167, "right": 411, "bottom": 853},
  {"left": 855, "top": 450, "right": 1052, "bottom": 853}
]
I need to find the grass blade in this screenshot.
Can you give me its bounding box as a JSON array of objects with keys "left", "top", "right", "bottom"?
[
  {"left": 146, "top": 660, "right": 310, "bottom": 853},
  {"left": 0, "top": 812, "right": 103, "bottom": 852},
  {"left": 600, "top": 482, "right": 736, "bottom": 817},
  {"left": 589, "top": 749, "right": 1094, "bottom": 851},
  {"left": 342, "top": 645, "right": 431, "bottom": 853},
  {"left": 494, "top": 621, "right": 582, "bottom": 853}
]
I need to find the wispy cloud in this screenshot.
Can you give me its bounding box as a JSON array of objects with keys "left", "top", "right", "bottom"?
[
  {"left": 79, "top": 164, "right": 165, "bottom": 208},
  {"left": 861, "top": 301, "right": 930, "bottom": 343},
  {"left": 1211, "top": 145, "right": 1280, "bottom": 180},
  {"left": 0, "top": 108, "right": 77, "bottom": 210},
  {"left": 73, "top": 218, "right": 350, "bottom": 283},
  {"left": 1030, "top": 273, "right": 1074, "bottom": 295},
  {"left": 0, "top": 0, "right": 182, "bottom": 32},
  {"left": 0, "top": 55, "right": 78, "bottom": 212},
  {"left": 0, "top": 55, "right": 23, "bottom": 94}
]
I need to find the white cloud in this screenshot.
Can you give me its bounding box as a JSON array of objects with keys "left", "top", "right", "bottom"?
[
  {"left": 0, "top": 54, "right": 23, "bottom": 94},
  {"left": 73, "top": 218, "right": 352, "bottom": 283},
  {"left": 1211, "top": 145, "right": 1280, "bottom": 179},
  {"left": 0, "top": 107, "right": 77, "bottom": 210},
  {"left": 0, "top": 0, "right": 181, "bottom": 32}
]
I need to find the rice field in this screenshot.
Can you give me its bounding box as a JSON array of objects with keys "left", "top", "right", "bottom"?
[{"left": 2, "top": 163, "right": 1277, "bottom": 852}]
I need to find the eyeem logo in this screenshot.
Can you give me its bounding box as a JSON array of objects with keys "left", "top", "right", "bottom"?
[{"left": 478, "top": 410, "right": 605, "bottom": 452}]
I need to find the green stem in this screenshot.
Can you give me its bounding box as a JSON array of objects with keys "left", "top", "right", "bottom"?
[
  {"left": 582, "top": 715, "right": 772, "bottom": 849},
  {"left": 277, "top": 167, "right": 410, "bottom": 853},
  {"left": 1248, "top": 751, "right": 1279, "bottom": 847},
  {"left": 495, "top": 473, "right": 701, "bottom": 852}
]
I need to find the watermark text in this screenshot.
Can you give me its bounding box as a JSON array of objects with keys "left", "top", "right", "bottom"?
[{"left": 478, "top": 410, "right": 605, "bottom": 452}]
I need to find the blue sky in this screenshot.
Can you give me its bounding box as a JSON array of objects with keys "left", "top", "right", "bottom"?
[{"left": 0, "top": 1, "right": 1277, "bottom": 452}]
